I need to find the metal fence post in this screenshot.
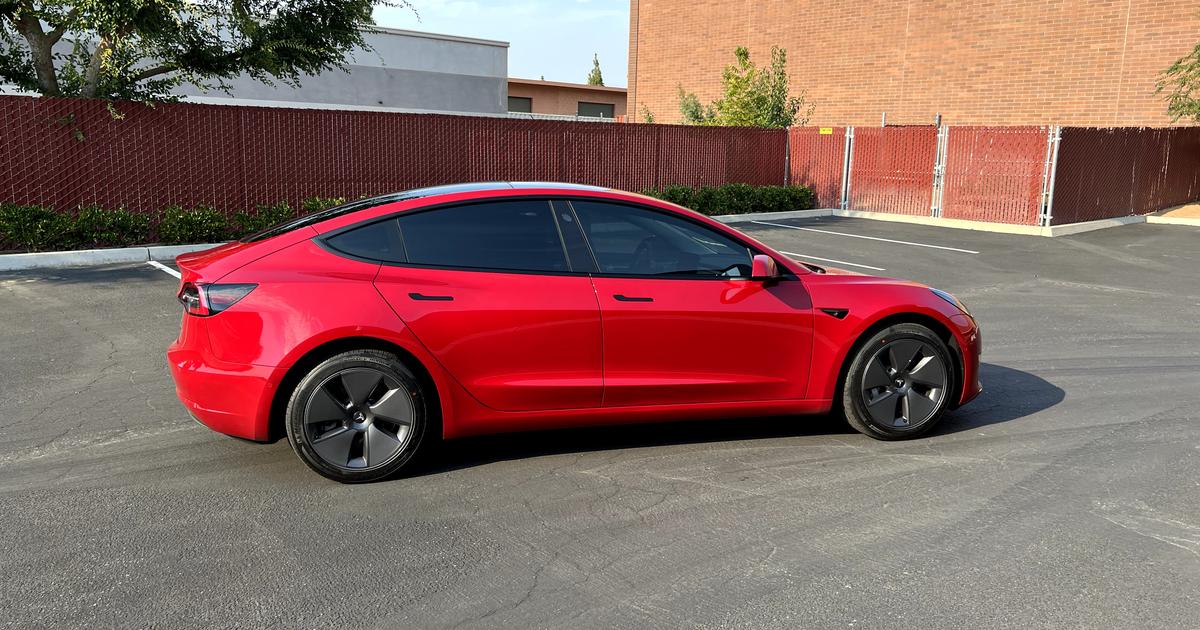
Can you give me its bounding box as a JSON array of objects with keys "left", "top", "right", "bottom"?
[
  {"left": 1039, "top": 126, "right": 1062, "bottom": 227},
  {"left": 931, "top": 125, "right": 949, "bottom": 217},
  {"left": 839, "top": 126, "right": 854, "bottom": 210},
  {"left": 784, "top": 128, "right": 791, "bottom": 186}
]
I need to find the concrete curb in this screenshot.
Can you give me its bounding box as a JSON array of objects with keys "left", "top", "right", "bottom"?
[
  {"left": 709, "top": 208, "right": 833, "bottom": 224},
  {"left": 0, "top": 243, "right": 224, "bottom": 271},
  {"left": 714, "top": 208, "right": 1195, "bottom": 237},
  {"left": 147, "top": 244, "right": 226, "bottom": 261},
  {"left": 1044, "top": 215, "right": 1146, "bottom": 236},
  {"left": 831, "top": 209, "right": 1048, "bottom": 236},
  {"left": 1146, "top": 214, "right": 1200, "bottom": 227}
]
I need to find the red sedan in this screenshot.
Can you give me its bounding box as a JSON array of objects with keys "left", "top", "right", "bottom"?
[{"left": 168, "top": 182, "right": 981, "bottom": 483}]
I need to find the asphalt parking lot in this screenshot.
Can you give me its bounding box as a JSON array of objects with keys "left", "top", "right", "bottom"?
[{"left": 2, "top": 217, "right": 1199, "bottom": 629}]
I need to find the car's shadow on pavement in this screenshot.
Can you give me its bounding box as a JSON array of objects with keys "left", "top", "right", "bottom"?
[
  {"left": 938, "top": 362, "right": 1065, "bottom": 433},
  {"left": 417, "top": 362, "right": 1062, "bottom": 477}
]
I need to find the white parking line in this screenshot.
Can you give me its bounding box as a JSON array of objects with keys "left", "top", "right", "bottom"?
[
  {"left": 146, "top": 260, "right": 181, "bottom": 279},
  {"left": 780, "top": 251, "right": 886, "bottom": 272},
  {"left": 751, "top": 221, "right": 981, "bottom": 254}
]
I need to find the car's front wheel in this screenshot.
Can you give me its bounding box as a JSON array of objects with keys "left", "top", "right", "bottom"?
[
  {"left": 285, "top": 349, "right": 431, "bottom": 483},
  {"left": 842, "top": 323, "right": 954, "bottom": 440}
]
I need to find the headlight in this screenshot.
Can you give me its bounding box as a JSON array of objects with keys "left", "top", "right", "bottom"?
[{"left": 930, "top": 288, "right": 970, "bottom": 316}]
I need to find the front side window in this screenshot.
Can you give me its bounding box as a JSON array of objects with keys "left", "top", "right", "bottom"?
[
  {"left": 397, "top": 200, "right": 568, "bottom": 273},
  {"left": 570, "top": 201, "right": 752, "bottom": 278}
]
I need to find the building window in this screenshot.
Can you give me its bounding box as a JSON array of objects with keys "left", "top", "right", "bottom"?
[
  {"left": 508, "top": 96, "right": 532, "bottom": 113},
  {"left": 577, "top": 102, "right": 615, "bottom": 118}
]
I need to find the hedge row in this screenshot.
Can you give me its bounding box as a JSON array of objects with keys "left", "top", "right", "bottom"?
[
  {"left": 1, "top": 183, "right": 817, "bottom": 253},
  {"left": 0, "top": 197, "right": 345, "bottom": 252},
  {"left": 641, "top": 183, "right": 816, "bottom": 216}
]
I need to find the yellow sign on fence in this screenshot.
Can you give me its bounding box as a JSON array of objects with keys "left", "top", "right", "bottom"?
[{"left": 819, "top": 127, "right": 834, "bottom": 135}]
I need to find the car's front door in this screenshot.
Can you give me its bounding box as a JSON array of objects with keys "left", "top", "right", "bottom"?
[
  {"left": 568, "top": 199, "right": 814, "bottom": 407},
  {"left": 367, "top": 199, "right": 602, "bottom": 412}
]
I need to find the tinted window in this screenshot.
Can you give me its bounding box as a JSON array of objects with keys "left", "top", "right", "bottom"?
[
  {"left": 571, "top": 201, "right": 752, "bottom": 278},
  {"left": 577, "top": 102, "right": 615, "bottom": 118},
  {"left": 398, "top": 201, "right": 568, "bottom": 272},
  {"left": 325, "top": 220, "right": 406, "bottom": 262},
  {"left": 508, "top": 96, "right": 533, "bottom": 113}
]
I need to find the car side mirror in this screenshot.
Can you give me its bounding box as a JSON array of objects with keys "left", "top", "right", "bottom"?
[{"left": 750, "top": 254, "right": 780, "bottom": 281}]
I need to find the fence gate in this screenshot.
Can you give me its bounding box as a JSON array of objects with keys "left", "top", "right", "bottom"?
[
  {"left": 938, "top": 126, "right": 1054, "bottom": 225},
  {"left": 843, "top": 126, "right": 939, "bottom": 216}
]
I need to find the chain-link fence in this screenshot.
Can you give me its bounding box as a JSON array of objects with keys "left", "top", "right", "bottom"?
[
  {"left": 940, "top": 126, "right": 1050, "bottom": 225},
  {"left": 846, "top": 126, "right": 939, "bottom": 216},
  {"left": 787, "top": 126, "right": 846, "bottom": 208},
  {"left": 3, "top": 94, "right": 1198, "bottom": 229},
  {"left": 0, "top": 95, "right": 787, "bottom": 215},
  {"left": 1050, "top": 127, "right": 1200, "bottom": 225},
  {"left": 789, "top": 124, "right": 1198, "bottom": 227}
]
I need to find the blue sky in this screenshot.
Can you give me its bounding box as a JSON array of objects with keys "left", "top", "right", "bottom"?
[{"left": 374, "top": 0, "right": 629, "bottom": 87}]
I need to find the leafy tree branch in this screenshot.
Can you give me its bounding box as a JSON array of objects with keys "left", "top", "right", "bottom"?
[
  {"left": 677, "top": 46, "right": 813, "bottom": 128},
  {"left": 0, "top": 0, "right": 414, "bottom": 101}
]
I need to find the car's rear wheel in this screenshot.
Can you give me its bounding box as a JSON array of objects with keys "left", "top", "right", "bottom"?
[
  {"left": 285, "top": 350, "right": 431, "bottom": 483},
  {"left": 842, "top": 323, "right": 953, "bottom": 440}
]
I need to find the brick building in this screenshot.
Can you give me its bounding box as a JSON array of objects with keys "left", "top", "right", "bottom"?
[{"left": 627, "top": 0, "right": 1200, "bottom": 127}]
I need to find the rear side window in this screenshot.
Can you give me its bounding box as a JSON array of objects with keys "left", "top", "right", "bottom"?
[
  {"left": 397, "top": 200, "right": 568, "bottom": 273},
  {"left": 325, "top": 219, "right": 406, "bottom": 262}
]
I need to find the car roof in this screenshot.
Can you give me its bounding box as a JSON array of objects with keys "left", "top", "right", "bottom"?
[
  {"left": 242, "top": 182, "right": 612, "bottom": 243},
  {"left": 391, "top": 181, "right": 610, "bottom": 198}
]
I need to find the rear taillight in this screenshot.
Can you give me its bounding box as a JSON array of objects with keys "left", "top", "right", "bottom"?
[{"left": 177, "top": 282, "right": 256, "bottom": 317}]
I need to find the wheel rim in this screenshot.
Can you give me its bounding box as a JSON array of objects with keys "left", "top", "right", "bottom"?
[
  {"left": 861, "top": 339, "right": 948, "bottom": 429},
  {"left": 304, "top": 368, "right": 415, "bottom": 472}
]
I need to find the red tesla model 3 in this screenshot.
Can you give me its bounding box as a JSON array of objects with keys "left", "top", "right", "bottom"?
[{"left": 168, "top": 182, "right": 981, "bottom": 482}]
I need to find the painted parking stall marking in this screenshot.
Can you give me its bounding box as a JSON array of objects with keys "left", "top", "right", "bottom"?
[
  {"left": 147, "top": 260, "right": 181, "bottom": 279},
  {"left": 780, "top": 251, "right": 885, "bottom": 272},
  {"left": 751, "top": 221, "right": 981, "bottom": 254}
]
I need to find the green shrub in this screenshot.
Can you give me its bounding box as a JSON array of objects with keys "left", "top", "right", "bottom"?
[
  {"left": 70, "top": 205, "right": 151, "bottom": 248},
  {"left": 712, "top": 182, "right": 757, "bottom": 215},
  {"left": 690, "top": 186, "right": 720, "bottom": 214},
  {"left": 301, "top": 196, "right": 346, "bottom": 215},
  {"left": 658, "top": 184, "right": 695, "bottom": 208},
  {"left": 641, "top": 183, "right": 816, "bottom": 216},
  {"left": 233, "top": 202, "right": 295, "bottom": 237},
  {"left": 156, "top": 205, "right": 231, "bottom": 245},
  {"left": 0, "top": 203, "right": 76, "bottom": 251},
  {"left": 780, "top": 185, "right": 816, "bottom": 212}
]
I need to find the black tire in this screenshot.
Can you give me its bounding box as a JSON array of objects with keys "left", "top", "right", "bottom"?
[
  {"left": 285, "top": 349, "right": 431, "bottom": 483},
  {"left": 841, "top": 323, "right": 955, "bottom": 440}
]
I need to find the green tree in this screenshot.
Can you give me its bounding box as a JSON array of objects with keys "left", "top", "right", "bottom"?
[
  {"left": 586, "top": 52, "right": 603, "bottom": 86},
  {"left": 677, "top": 85, "right": 714, "bottom": 124},
  {"left": 640, "top": 104, "right": 655, "bottom": 123},
  {"left": 0, "top": 0, "right": 413, "bottom": 101},
  {"left": 677, "top": 46, "right": 812, "bottom": 127},
  {"left": 1158, "top": 40, "right": 1200, "bottom": 121}
]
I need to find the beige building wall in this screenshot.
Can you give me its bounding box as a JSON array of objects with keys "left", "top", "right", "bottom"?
[{"left": 507, "top": 78, "right": 628, "bottom": 118}]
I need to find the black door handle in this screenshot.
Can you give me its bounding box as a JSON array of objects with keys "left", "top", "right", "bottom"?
[
  {"left": 613, "top": 294, "right": 653, "bottom": 302},
  {"left": 409, "top": 292, "right": 454, "bottom": 301}
]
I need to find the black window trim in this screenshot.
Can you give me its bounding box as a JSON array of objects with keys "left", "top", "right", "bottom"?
[{"left": 315, "top": 194, "right": 796, "bottom": 281}]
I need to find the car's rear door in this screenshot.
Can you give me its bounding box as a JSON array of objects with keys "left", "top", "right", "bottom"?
[
  {"left": 361, "top": 199, "right": 603, "bottom": 412},
  {"left": 567, "top": 199, "right": 814, "bottom": 407}
]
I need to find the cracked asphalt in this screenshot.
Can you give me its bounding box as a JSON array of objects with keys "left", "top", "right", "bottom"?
[{"left": 2, "top": 218, "right": 1198, "bottom": 629}]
